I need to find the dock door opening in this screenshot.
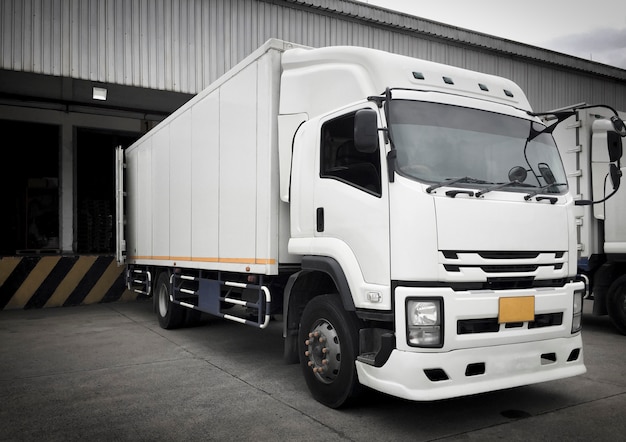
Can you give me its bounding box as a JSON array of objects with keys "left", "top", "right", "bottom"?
[
  {"left": 0, "top": 120, "right": 60, "bottom": 256},
  {"left": 76, "top": 128, "right": 139, "bottom": 254}
]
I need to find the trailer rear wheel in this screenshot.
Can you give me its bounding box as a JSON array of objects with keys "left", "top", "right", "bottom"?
[
  {"left": 156, "top": 272, "right": 185, "bottom": 329},
  {"left": 298, "top": 295, "right": 362, "bottom": 408},
  {"left": 607, "top": 275, "right": 626, "bottom": 335}
]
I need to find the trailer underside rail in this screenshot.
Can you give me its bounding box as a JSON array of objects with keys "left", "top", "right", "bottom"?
[{"left": 170, "top": 273, "right": 272, "bottom": 329}]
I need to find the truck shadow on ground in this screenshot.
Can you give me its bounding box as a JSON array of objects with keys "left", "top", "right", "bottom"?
[{"left": 158, "top": 305, "right": 591, "bottom": 422}]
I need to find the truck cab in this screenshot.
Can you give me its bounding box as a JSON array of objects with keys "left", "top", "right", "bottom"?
[{"left": 280, "top": 46, "right": 586, "bottom": 406}]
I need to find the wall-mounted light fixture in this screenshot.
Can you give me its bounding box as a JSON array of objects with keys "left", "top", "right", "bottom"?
[{"left": 92, "top": 86, "right": 107, "bottom": 101}]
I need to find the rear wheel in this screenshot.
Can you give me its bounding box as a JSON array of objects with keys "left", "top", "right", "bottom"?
[
  {"left": 298, "top": 294, "right": 362, "bottom": 408},
  {"left": 155, "top": 272, "right": 185, "bottom": 329},
  {"left": 607, "top": 275, "right": 626, "bottom": 335}
]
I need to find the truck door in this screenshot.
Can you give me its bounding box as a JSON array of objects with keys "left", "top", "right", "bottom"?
[
  {"left": 313, "top": 107, "right": 390, "bottom": 287},
  {"left": 115, "top": 146, "right": 126, "bottom": 265}
]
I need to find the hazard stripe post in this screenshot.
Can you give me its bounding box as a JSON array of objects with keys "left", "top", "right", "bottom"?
[{"left": 0, "top": 256, "right": 136, "bottom": 310}]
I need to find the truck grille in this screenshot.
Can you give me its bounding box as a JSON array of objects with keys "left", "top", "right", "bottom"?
[
  {"left": 457, "top": 313, "right": 563, "bottom": 334},
  {"left": 442, "top": 251, "right": 565, "bottom": 260},
  {"left": 440, "top": 250, "right": 568, "bottom": 286}
]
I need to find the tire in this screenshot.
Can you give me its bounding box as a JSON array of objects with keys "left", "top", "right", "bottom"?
[
  {"left": 155, "top": 271, "right": 185, "bottom": 329},
  {"left": 298, "top": 294, "right": 362, "bottom": 408},
  {"left": 607, "top": 275, "right": 626, "bottom": 335}
]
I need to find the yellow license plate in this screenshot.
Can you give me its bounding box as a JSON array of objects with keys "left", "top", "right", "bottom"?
[{"left": 498, "top": 296, "right": 535, "bottom": 323}]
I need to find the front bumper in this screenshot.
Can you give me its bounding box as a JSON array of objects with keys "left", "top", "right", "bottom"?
[
  {"left": 356, "top": 335, "right": 585, "bottom": 401},
  {"left": 356, "top": 282, "right": 586, "bottom": 401}
]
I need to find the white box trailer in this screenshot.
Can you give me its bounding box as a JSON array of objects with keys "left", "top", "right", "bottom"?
[
  {"left": 120, "top": 40, "right": 293, "bottom": 276},
  {"left": 117, "top": 39, "right": 609, "bottom": 407}
]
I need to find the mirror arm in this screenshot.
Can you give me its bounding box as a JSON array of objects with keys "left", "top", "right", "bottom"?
[
  {"left": 575, "top": 170, "right": 622, "bottom": 206},
  {"left": 529, "top": 105, "right": 626, "bottom": 138},
  {"left": 575, "top": 188, "right": 619, "bottom": 206},
  {"left": 387, "top": 149, "right": 396, "bottom": 183}
]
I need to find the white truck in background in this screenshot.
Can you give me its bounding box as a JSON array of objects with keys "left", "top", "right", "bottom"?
[
  {"left": 116, "top": 39, "right": 625, "bottom": 407},
  {"left": 549, "top": 105, "right": 626, "bottom": 334}
]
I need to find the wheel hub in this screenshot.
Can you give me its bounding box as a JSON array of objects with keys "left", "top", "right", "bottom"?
[{"left": 304, "top": 319, "right": 341, "bottom": 384}]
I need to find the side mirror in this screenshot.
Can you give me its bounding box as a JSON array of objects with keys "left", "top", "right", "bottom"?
[
  {"left": 610, "top": 163, "right": 622, "bottom": 190},
  {"left": 354, "top": 109, "right": 379, "bottom": 153},
  {"left": 578, "top": 128, "right": 624, "bottom": 205},
  {"left": 508, "top": 165, "right": 528, "bottom": 183},
  {"left": 607, "top": 129, "right": 622, "bottom": 191},
  {"left": 538, "top": 163, "right": 556, "bottom": 185},
  {"left": 611, "top": 116, "right": 626, "bottom": 136},
  {"left": 607, "top": 131, "right": 623, "bottom": 163}
]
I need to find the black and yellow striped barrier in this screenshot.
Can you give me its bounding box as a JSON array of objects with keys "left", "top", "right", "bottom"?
[{"left": 0, "top": 255, "right": 136, "bottom": 310}]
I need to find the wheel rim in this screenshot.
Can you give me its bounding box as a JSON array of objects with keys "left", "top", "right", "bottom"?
[
  {"left": 304, "top": 318, "right": 342, "bottom": 384},
  {"left": 158, "top": 283, "right": 169, "bottom": 318}
]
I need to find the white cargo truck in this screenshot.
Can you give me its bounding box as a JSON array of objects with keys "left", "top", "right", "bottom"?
[
  {"left": 549, "top": 105, "right": 626, "bottom": 334},
  {"left": 116, "top": 39, "right": 624, "bottom": 407}
]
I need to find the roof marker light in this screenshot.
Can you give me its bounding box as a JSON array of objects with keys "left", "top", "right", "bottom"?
[
  {"left": 479, "top": 83, "right": 489, "bottom": 91},
  {"left": 442, "top": 76, "right": 454, "bottom": 85},
  {"left": 412, "top": 71, "right": 425, "bottom": 80}
]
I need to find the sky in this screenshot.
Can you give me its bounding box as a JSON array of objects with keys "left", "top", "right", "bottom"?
[{"left": 360, "top": 0, "right": 626, "bottom": 70}]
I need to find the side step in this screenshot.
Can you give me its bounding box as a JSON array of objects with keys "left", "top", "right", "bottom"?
[
  {"left": 171, "top": 273, "right": 272, "bottom": 329},
  {"left": 126, "top": 266, "right": 152, "bottom": 296}
]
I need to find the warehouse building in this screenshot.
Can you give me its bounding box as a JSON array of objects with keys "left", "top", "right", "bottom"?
[{"left": 1, "top": 0, "right": 626, "bottom": 309}]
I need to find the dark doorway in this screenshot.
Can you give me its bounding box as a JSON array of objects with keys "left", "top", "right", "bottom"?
[
  {"left": 76, "top": 128, "right": 139, "bottom": 253},
  {"left": 0, "top": 120, "right": 60, "bottom": 255}
]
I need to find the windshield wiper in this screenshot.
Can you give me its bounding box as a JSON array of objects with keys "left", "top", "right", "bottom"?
[
  {"left": 475, "top": 180, "right": 534, "bottom": 197},
  {"left": 426, "top": 176, "right": 492, "bottom": 194},
  {"left": 524, "top": 183, "right": 567, "bottom": 200}
]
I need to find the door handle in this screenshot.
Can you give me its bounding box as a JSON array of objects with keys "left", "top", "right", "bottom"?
[{"left": 316, "top": 207, "right": 324, "bottom": 232}]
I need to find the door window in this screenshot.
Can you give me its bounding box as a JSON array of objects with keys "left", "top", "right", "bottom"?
[{"left": 320, "top": 112, "right": 381, "bottom": 196}]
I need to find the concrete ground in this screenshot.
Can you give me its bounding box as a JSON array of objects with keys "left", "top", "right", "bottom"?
[{"left": 0, "top": 299, "right": 624, "bottom": 441}]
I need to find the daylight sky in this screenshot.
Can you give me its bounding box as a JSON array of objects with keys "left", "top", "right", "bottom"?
[{"left": 360, "top": 0, "right": 626, "bottom": 69}]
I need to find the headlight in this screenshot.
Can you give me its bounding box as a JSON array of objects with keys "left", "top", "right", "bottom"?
[
  {"left": 572, "top": 290, "right": 583, "bottom": 333},
  {"left": 407, "top": 299, "right": 443, "bottom": 347}
]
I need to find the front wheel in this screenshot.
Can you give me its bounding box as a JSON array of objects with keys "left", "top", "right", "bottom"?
[
  {"left": 298, "top": 295, "right": 362, "bottom": 408},
  {"left": 155, "top": 272, "right": 185, "bottom": 329},
  {"left": 607, "top": 275, "right": 626, "bottom": 335}
]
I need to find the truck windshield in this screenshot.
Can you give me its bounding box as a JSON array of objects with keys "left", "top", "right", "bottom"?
[{"left": 389, "top": 100, "right": 568, "bottom": 193}]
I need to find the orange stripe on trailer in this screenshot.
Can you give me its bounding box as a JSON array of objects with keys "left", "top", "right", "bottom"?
[
  {"left": 253, "top": 258, "right": 276, "bottom": 265},
  {"left": 189, "top": 257, "right": 220, "bottom": 263},
  {"left": 215, "top": 257, "right": 277, "bottom": 265},
  {"left": 128, "top": 256, "right": 276, "bottom": 265}
]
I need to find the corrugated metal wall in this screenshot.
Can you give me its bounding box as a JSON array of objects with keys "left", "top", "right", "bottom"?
[{"left": 2, "top": 0, "right": 626, "bottom": 111}]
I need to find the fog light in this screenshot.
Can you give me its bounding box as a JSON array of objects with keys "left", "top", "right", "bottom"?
[
  {"left": 572, "top": 314, "right": 582, "bottom": 333},
  {"left": 407, "top": 299, "right": 443, "bottom": 347},
  {"left": 408, "top": 326, "right": 441, "bottom": 346},
  {"left": 572, "top": 290, "right": 583, "bottom": 333}
]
